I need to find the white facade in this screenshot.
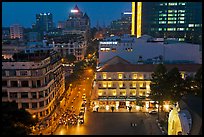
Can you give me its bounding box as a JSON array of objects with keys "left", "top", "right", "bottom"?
[
  {"left": 2, "top": 51, "right": 65, "bottom": 119},
  {"left": 99, "top": 35, "right": 201, "bottom": 66}
]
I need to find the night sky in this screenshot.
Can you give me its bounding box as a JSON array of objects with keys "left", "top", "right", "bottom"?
[{"left": 2, "top": 2, "right": 131, "bottom": 28}]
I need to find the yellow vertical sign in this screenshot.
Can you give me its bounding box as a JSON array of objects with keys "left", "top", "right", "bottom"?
[
  {"left": 131, "top": 2, "right": 135, "bottom": 35},
  {"left": 137, "top": 2, "right": 142, "bottom": 38}
]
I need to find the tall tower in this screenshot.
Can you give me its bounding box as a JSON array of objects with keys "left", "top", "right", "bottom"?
[{"left": 131, "top": 2, "right": 142, "bottom": 38}]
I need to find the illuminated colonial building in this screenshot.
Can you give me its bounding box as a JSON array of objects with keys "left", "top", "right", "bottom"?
[
  {"left": 92, "top": 56, "right": 201, "bottom": 111},
  {"left": 2, "top": 50, "right": 65, "bottom": 119}
]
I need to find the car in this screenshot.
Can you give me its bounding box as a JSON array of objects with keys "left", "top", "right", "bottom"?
[
  {"left": 149, "top": 110, "right": 157, "bottom": 114},
  {"left": 78, "top": 117, "right": 84, "bottom": 124}
]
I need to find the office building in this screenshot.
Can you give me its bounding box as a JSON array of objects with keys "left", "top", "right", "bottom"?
[
  {"left": 98, "top": 34, "right": 201, "bottom": 66},
  {"left": 109, "top": 11, "right": 132, "bottom": 36},
  {"left": 10, "top": 24, "right": 24, "bottom": 39},
  {"left": 66, "top": 5, "right": 90, "bottom": 32},
  {"left": 35, "top": 12, "right": 54, "bottom": 32},
  {"left": 132, "top": 2, "right": 202, "bottom": 45},
  {"left": 2, "top": 50, "right": 65, "bottom": 119}
]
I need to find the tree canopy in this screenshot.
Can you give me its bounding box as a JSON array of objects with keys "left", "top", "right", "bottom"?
[{"left": 2, "top": 101, "right": 38, "bottom": 135}]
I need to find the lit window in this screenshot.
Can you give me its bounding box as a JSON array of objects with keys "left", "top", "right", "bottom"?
[
  {"left": 103, "top": 73, "right": 107, "bottom": 79},
  {"left": 167, "top": 28, "right": 176, "bottom": 31},
  {"left": 159, "top": 28, "right": 162, "bottom": 31},
  {"left": 168, "top": 14, "right": 177, "bottom": 17},
  {"left": 178, "top": 14, "right": 185, "bottom": 16},
  {"left": 168, "top": 21, "right": 176, "bottom": 24},
  {"left": 177, "top": 28, "right": 185, "bottom": 31},
  {"left": 118, "top": 74, "right": 123, "bottom": 79},
  {"left": 178, "top": 17, "right": 185, "bottom": 20},
  {"left": 195, "top": 24, "right": 200, "bottom": 27},
  {"left": 179, "top": 38, "right": 185, "bottom": 41},
  {"left": 103, "top": 83, "right": 107, "bottom": 87},
  {"left": 108, "top": 82, "right": 112, "bottom": 87},
  {"left": 119, "top": 82, "right": 123, "bottom": 88},
  {"left": 168, "top": 2, "right": 177, "bottom": 6},
  {"left": 159, "top": 14, "right": 167, "bottom": 17},
  {"left": 159, "top": 18, "right": 163, "bottom": 20},
  {"left": 159, "top": 21, "right": 166, "bottom": 24},
  {"left": 178, "top": 21, "right": 185, "bottom": 24},
  {"left": 178, "top": 2, "right": 185, "bottom": 5},
  {"left": 168, "top": 17, "right": 177, "bottom": 20},
  {"left": 188, "top": 24, "right": 194, "bottom": 27},
  {"left": 178, "top": 10, "right": 185, "bottom": 13},
  {"left": 132, "top": 82, "right": 136, "bottom": 87},
  {"left": 98, "top": 91, "right": 102, "bottom": 96},
  {"left": 112, "top": 91, "right": 116, "bottom": 96},
  {"left": 133, "top": 74, "right": 137, "bottom": 79}
]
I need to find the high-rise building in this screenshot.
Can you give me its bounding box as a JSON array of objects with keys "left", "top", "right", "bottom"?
[
  {"left": 10, "top": 24, "right": 23, "bottom": 39},
  {"left": 132, "top": 2, "right": 202, "bottom": 45},
  {"left": 2, "top": 50, "right": 65, "bottom": 119},
  {"left": 66, "top": 5, "right": 90, "bottom": 32},
  {"left": 35, "top": 12, "right": 54, "bottom": 32},
  {"left": 109, "top": 11, "right": 132, "bottom": 36}
]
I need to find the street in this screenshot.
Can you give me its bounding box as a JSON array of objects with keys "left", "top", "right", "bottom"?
[{"left": 54, "top": 111, "right": 162, "bottom": 135}]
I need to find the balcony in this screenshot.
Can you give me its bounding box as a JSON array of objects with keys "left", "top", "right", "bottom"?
[{"left": 140, "top": 87, "right": 146, "bottom": 89}]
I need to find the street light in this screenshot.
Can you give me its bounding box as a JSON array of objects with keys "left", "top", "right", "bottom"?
[{"left": 32, "top": 114, "right": 36, "bottom": 119}]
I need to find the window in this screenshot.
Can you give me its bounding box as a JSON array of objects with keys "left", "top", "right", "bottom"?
[
  {"left": 159, "top": 21, "right": 166, "bottom": 24},
  {"left": 103, "top": 73, "right": 107, "bottom": 79},
  {"left": 188, "top": 24, "right": 194, "bottom": 27},
  {"left": 178, "top": 21, "right": 185, "bottom": 24},
  {"left": 177, "top": 28, "right": 185, "bottom": 31},
  {"left": 37, "top": 80, "right": 41, "bottom": 87},
  {"left": 31, "top": 92, "right": 37, "bottom": 99},
  {"left": 2, "top": 90, "right": 8, "bottom": 97},
  {"left": 10, "top": 92, "right": 17, "bottom": 98},
  {"left": 108, "top": 82, "right": 112, "bottom": 87},
  {"left": 21, "top": 81, "right": 29, "bottom": 87},
  {"left": 10, "top": 81, "right": 18, "bottom": 87},
  {"left": 39, "top": 101, "right": 44, "bottom": 107},
  {"left": 9, "top": 70, "right": 16, "bottom": 76},
  {"left": 21, "top": 92, "right": 28, "bottom": 98},
  {"left": 103, "top": 82, "right": 107, "bottom": 88},
  {"left": 39, "top": 91, "right": 44, "bottom": 98},
  {"left": 20, "top": 70, "right": 28, "bottom": 76},
  {"left": 118, "top": 74, "right": 123, "bottom": 79},
  {"left": 32, "top": 103, "right": 37, "bottom": 109},
  {"left": 133, "top": 74, "right": 137, "bottom": 79},
  {"left": 22, "top": 103, "right": 29, "bottom": 109},
  {"left": 2, "top": 80, "right": 7, "bottom": 87},
  {"left": 2, "top": 70, "right": 6, "bottom": 76}
]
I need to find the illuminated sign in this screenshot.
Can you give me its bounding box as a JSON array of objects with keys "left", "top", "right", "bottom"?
[
  {"left": 71, "top": 10, "right": 79, "bottom": 13},
  {"left": 131, "top": 2, "right": 135, "bottom": 35},
  {"left": 137, "top": 2, "right": 142, "bottom": 38},
  {"left": 100, "top": 42, "right": 118, "bottom": 45},
  {"left": 124, "top": 12, "right": 132, "bottom": 15}
]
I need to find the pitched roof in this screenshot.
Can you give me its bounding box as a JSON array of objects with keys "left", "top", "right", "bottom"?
[
  {"left": 99, "top": 64, "right": 201, "bottom": 72},
  {"left": 102, "top": 56, "right": 131, "bottom": 66}
]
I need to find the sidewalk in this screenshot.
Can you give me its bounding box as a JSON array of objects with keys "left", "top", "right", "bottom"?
[{"left": 97, "top": 107, "right": 149, "bottom": 113}]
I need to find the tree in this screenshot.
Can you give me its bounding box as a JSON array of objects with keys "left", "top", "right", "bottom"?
[
  {"left": 166, "top": 67, "right": 185, "bottom": 103},
  {"left": 194, "top": 66, "right": 202, "bottom": 97},
  {"left": 65, "top": 54, "right": 76, "bottom": 63},
  {"left": 150, "top": 64, "right": 168, "bottom": 120},
  {"left": 2, "top": 101, "right": 38, "bottom": 135}
]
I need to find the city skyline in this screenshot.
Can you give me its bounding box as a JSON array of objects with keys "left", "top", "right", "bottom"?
[{"left": 2, "top": 2, "right": 131, "bottom": 28}]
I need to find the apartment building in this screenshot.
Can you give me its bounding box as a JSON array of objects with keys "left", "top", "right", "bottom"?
[{"left": 2, "top": 50, "right": 65, "bottom": 119}]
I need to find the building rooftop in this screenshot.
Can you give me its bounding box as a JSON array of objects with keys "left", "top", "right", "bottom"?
[{"left": 99, "top": 63, "right": 201, "bottom": 72}]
